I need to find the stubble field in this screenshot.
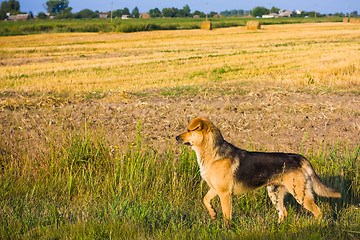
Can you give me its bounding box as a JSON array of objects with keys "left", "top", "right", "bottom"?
[{"left": 0, "top": 22, "right": 360, "bottom": 239}]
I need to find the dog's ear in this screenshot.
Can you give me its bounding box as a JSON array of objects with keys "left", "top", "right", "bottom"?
[{"left": 188, "top": 118, "right": 204, "bottom": 131}]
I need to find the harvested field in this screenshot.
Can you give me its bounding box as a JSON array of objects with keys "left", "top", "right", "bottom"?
[
  {"left": 1, "top": 22, "right": 359, "bottom": 151},
  {"left": 1, "top": 84, "right": 360, "bottom": 154}
]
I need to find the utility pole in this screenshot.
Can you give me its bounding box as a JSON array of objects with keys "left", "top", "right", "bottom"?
[
  {"left": 111, "top": 1, "right": 113, "bottom": 22},
  {"left": 269, "top": 2, "right": 272, "bottom": 14},
  {"left": 206, "top": 2, "right": 208, "bottom": 21}
]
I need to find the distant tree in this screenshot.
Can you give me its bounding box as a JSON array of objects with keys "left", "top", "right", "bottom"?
[
  {"left": 209, "top": 11, "right": 218, "bottom": 17},
  {"left": 307, "top": 11, "right": 315, "bottom": 17},
  {"left": 149, "top": 8, "right": 161, "bottom": 17},
  {"left": 162, "top": 8, "right": 175, "bottom": 17},
  {"left": 306, "top": 11, "right": 323, "bottom": 17},
  {"left": 193, "top": 10, "right": 205, "bottom": 18},
  {"left": 37, "top": 12, "right": 48, "bottom": 19},
  {"left": 74, "top": 9, "right": 97, "bottom": 18},
  {"left": 351, "top": 11, "right": 358, "bottom": 17},
  {"left": 220, "top": 10, "right": 229, "bottom": 16},
  {"left": 132, "top": 7, "right": 139, "bottom": 18},
  {"left": 112, "top": 9, "right": 122, "bottom": 18},
  {"left": 56, "top": 7, "right": 73, "bottom": 18},
  {"left": 232, "top": 9, "right": 243, "bottom": 16},
  {"left": 220, "top": 9, "right": 248, "bottom": 17},
  {"left": 175, "top": 9, "right": 187, "bottom": 17},
  {"left": 123, "top": 7, "right": 130, "bottom": 16},
  {"left": 0, "top": 0, "right": 20, "bottom": 20},
  {"left": 113, "top": 8, "right": 130, "bottom": 18},
  {"left": 270, "top": 6, "right": 280, "bottom": 14},
  {"left": 44, "top": 0, "right": 70, "bottom": 15},
  {"left": 183, "top": 4, "right": 191, "bottom": 16},
  {"left": 252, "top": 6, "right": 269, "bottom": 17}
]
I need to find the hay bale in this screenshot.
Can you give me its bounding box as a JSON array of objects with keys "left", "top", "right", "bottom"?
[
  {"left": 246, "top": 21, "right": 261, "bottom": 30},
  {"left": 201, "top": 21, "right": 212, "bottom": 30},
  {"left": 343, "top": 18, "right": 349, "bottom": 23},
  {"left": 349, "top": 18, "right": 360, "bottom": 23},
  {"left": 141, "top": 13, "right": 151, "bottom": 19}
]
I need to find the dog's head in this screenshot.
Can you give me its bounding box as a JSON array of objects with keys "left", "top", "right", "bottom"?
[{"left": 176, "top": 117, "right": 219, "bottom": 147}]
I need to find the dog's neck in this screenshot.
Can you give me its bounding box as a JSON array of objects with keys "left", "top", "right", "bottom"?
[{"left": 192, "top": 129, "right": 225, "bottom": 173}]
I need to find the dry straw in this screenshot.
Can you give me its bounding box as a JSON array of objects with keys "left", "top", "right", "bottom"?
[
  {"left": 246, "top": 21, "right": 261, "bottom": 30},
  {"left": 349, "top": 18, "right": 360, "bottom": 23},
  {"left": 201, "top": 21, "right": 212, "bottom": 30}
]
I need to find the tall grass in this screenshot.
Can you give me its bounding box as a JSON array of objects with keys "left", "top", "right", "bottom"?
[{"left": 0, "top": 121, "right": 359, "bottom": 239}]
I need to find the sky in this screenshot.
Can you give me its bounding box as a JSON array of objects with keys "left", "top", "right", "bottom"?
[{"left": 19, "top": 0, "right": 359, "bottom": 15}]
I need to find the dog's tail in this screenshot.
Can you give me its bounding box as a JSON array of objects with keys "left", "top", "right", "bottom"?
[{"left": 302, "top": 159, "right": 341, "bottom": 198}]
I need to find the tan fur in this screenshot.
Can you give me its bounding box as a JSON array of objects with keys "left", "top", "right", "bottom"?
[{"left": 176, "top": 117, "right": 341, "bottom": 226}]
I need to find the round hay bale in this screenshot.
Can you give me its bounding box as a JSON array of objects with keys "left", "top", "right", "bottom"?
[
  {"left": 246, "top": 21, "right": 261, "bottom": 30},
  {"left": 349, "top": 18, "right": 360, "bottom": 23},
  {"left": 201, "top": 21, "right": 212, "bottom": 30},
  {"left": 343, "top": 18, "right": 349, "bottom": 23}
]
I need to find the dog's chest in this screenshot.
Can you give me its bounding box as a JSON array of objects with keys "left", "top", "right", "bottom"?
[{"left": 194, "top": 149, "right": 207, "bottom": 176}]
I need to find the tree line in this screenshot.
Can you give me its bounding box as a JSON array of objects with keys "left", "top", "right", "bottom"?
[
  {"left": 0, "top": 0, "right": 210, "bottom": 20},
  {"left": 221, "top": 6, "right": 359, "bottom": 18},
  {"left": 1, "top": 0, "right": 359, "bottom": 20}
]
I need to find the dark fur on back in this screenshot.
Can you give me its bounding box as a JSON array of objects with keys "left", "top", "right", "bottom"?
[{"left": 217, "top": 141, "right": 303, "bottom": 188}]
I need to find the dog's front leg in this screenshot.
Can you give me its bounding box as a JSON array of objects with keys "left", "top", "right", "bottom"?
[
  {"left": 203, "top": 188, "right": 218, "bottom": 220},
  {"left": 218, "top": 191, "right": 232, "bottom": 227}
]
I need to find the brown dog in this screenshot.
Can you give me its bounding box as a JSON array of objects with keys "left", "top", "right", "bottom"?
[{"left": 176, "top": 117, "right": 341, "bottom": 226}]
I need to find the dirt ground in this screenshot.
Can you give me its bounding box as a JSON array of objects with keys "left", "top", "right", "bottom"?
[{"left": 1, "top": 81, "right": 359, "bottom": 158}]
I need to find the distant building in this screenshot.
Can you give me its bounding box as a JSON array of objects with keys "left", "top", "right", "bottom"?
[
  {"left": 278, "top": 10, "right": 292, "bottom": 17},
  {"left": 262, "top": 13, "right": 278, "bottom": 18},
  {"left": 121, "top": 15, "right": 130, "bottom": 19},
  {"left": 193, "top": 15, "right": 200, "bottom": 18},
  {"left": 6, "top": 15, "right": 16, "bottom": 21},
  {"left": 262, "top": 10, "right": 292, "bottom": 18},
  {"left": 6, "top": 13, "right": 31, "bottom": 21},
  {"left": 99, "top": 13, "right": 108, "bottom": 19}
]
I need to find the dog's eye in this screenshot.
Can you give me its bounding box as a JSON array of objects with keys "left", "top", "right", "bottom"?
[{"left": 187, "top": 129, "right": 190, "bottom": 133}]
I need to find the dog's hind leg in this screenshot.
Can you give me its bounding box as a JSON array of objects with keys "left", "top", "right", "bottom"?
[
  {"left": 203, "top": 188, "right": 218, "bottom": 220},
  {"left": 267, "top": 185, "right": 288, "bottom": 223},
  {"left": 283, "top": 172, "right": 322, "bottom": 219}
]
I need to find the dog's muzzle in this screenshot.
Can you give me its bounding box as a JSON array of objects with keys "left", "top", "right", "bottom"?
[{"left": 176, "top": 135, "right": 191, "bottom": 146}]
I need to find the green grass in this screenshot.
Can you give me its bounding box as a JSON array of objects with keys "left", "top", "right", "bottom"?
[
  {"left": 0, "top": 120, "right": 359, "bottom": 239},
  {"left": 0, "top": 17, "right": 344, "bottom": 36}
]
